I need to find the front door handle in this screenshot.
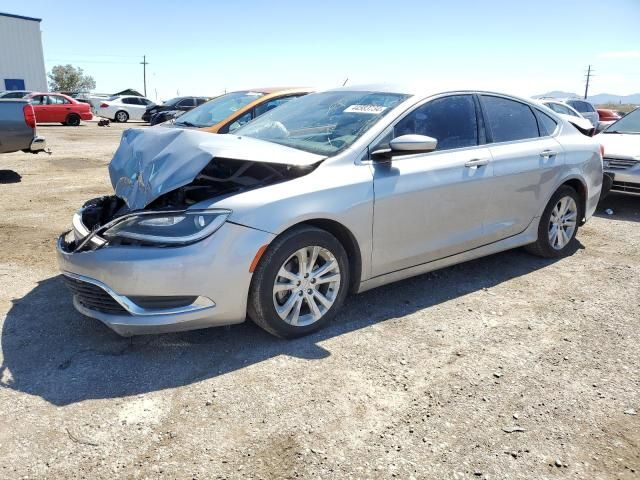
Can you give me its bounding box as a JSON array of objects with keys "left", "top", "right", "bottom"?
[
  {"left": 465, "top": 158, "right": 489, "bottom": 168},
  {"left": 540, "top": 150, "right": 558, "bottom": 158}
]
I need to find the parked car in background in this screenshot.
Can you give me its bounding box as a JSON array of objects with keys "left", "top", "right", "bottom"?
[
  {"left": 538, "top": 99, "right": 595, "bottom": 135},
  {"left": 564, "top": 99, "right": 599, "bottom": 129},
  {"left": 168, "top": 87, "right": 311, "bottom": 133},
  {"left": 27, "top": 92, "right": 92, "bottom": 126},
  {"left": 597, "top": 108, "right": 622, "bottom": 133},
  {"left": 0, "top": 99, "right": 46, "bottom": 153},
  {"left": 142, "top": 96, "right": 210, "bottom": 122},
  {"left": 95, "top": 95, "right": 155, "bottom": 122},
  {"left": 58, "top": 86, "right": 602, "bottom": 338},
  {"left": 149, "top": 109, "right": 184, "bottom": 126},
  {"left": 0, "top": 90, "right": 32, "bottom": 99},
  {"left": 597, "top": 107, "right": 640, "bottom": 196}
]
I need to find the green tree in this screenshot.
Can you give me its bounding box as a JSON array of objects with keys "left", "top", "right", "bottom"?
[{"left": 47, "top": 64, "right": 96, "bottom": 93}]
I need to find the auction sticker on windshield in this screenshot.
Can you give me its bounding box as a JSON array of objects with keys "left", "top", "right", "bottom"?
[{"left": 344, "top": 105, "right": 387, "bottom": 114}]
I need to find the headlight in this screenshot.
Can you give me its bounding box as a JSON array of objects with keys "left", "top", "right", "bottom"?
[{"left": 103, "top": 209, "right": 230, "bottom": 245}]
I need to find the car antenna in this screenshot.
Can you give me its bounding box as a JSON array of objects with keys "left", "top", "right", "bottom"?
[{"left": 342, "top": 78, "right": 349, "bottom": 86}]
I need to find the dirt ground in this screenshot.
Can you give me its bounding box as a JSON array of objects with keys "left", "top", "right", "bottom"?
[{"left": 0, "top": 122, "right": 638, "bottom": 480}]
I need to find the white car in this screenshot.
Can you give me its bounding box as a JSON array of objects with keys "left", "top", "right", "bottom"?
[
  {"left": 537, "top": 99, "right": 595, "bottom": 135},
  {"left": 94, "top": 95, "right": 155, "bottom": 122}
]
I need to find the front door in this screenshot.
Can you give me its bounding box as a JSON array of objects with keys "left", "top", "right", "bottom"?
[{"left": 371, "top": 94, "right": 495, "bottom": 276}]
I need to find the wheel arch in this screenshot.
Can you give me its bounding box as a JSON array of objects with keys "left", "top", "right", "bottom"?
[
  {"left": 280, "top": 218, "right": 363, "bottom": 294},
  {"left": 559, "top": 177, "right": 587, "bottom": 224}
]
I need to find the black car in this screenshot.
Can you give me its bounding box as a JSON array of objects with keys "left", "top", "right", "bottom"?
[
  {"left": 142, "top": 96, "right": 210, "bottom": 122},
  {"left": 149, "top": 109, "right": 185, "bottom": 126}
]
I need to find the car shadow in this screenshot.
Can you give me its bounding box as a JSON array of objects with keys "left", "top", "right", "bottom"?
[
  {"left": 596, "top": 193, "right": 640, "bottom": 223},
  {"left": 0, "top": 170, "right": 21, "bottom": 184},
  {"left": 0, "top": 246, "right": 578, "bottom": 406}
]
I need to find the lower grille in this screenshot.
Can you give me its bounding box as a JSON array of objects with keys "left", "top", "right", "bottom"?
[
  {"left": 611, "top": 181, "right": 640, "bottom": 194},
  {"left": 62, "top": 276, "right": 129, "bottom": 314},
  {"left": 605, "top": 157, "right": 639, "bottom": 170}
]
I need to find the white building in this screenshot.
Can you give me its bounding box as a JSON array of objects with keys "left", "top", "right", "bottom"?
[{"left": 0, "top": 12, "right": 47, "bottom": 92}]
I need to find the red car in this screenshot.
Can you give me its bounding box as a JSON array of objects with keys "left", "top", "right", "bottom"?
[
  {"left": 597, "top": 108, "right": 621, "bottom": 122},
  {"left": 27, "top": 92, "right": 92, "bottom": 126}
]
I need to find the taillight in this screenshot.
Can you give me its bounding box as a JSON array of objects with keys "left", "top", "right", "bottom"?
[
  {"left": 100, "top": 103, "right": 108, "bottom": 108},
  {"left": 23, "top": 104, "right": 36, "bottom": 129}
]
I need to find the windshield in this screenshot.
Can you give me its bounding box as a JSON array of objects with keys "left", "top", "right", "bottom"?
[
  {"left": 174, "top": 91, "right": 265, "bottom": 127},
  {"left": 604, "top": 108, "right": 640, "bottom": 134},
  {"left": 234, "top": 91, "right": 410, "bottom": 156}
]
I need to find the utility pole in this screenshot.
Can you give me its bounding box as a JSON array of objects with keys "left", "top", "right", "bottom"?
[
  {"left": 584, "top": 65, "right": 593, "bottom": 100},
  {"left": 140, "top": 55, "right": 149, "bottom": 96}
]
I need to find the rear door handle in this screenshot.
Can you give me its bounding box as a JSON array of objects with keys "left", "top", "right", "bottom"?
[
  {"left": 540, "top": 150, "right": 558, "bottom": 158},
  {"left": 464, "top": 158, "right": 489, "bottom": 168}
]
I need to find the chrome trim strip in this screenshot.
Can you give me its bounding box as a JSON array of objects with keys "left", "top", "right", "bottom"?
[{"left": 62, "top": 271, "right": 215, "bottom": 316}]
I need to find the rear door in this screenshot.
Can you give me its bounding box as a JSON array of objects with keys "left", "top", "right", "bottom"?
[
  {"left": 479, "top": 95, "right": 565, "bottom": 242},
  {"left": 121, "top": 97, "right": 146, "bottom": 120},
  {"left": 371, "top": 94, "right": 494, "bottom": 275},
  {"left": 47, "top": 95, "right": 72, "bottom": 122}
]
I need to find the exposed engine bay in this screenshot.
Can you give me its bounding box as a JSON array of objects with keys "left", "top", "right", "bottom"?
[{"left": 79, "top": 157, "right": 315, "bottom": 233}]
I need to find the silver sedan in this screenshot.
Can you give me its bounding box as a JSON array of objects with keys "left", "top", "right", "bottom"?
[{"left": 57, "top": 85, "right": 603, "bottom": 337}]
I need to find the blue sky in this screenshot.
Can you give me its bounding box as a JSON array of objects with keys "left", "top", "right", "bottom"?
[{"left": 6, "top": 0, "right": 640, "bottom": 101}]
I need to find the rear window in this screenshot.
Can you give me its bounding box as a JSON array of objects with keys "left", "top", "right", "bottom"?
[
  {"left": 567, "top": 100, "right": 594, "bottom": 113},
  {"left": 481, "top": 95, "right": 540, "bottom": 142}
]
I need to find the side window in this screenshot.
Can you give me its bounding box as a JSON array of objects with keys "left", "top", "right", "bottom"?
[
  {"left": 196, "top": 98, "right": 208, "bottom": 105},
  {"left": 254, "top": 96, "right": 298, "bottom": 117},
  {"left": 481, "top": 95, "right": 540, "bottom": 142},
  {"left": 224, "top": 110, "right": 253, "bottom": 133},
  {"left": 139, "top": 98, "right": 152, "bottom": 106},
  {"left": 49, "top": 95, "right": 69, "bottom": 105},
  {"left": 535, "top": 110, "right": 558, "bottom": 136},
  {"left": 31, "top": 95, "right": 46, "bottom": 105},
  {"left": 121, "top": 97, "right": 136, "bottom": 105},
  {"left": 178, "top": 98, "right": 195, "bottom": 107},
  {"left": 393, "top": 95, "right": 478, "bottom": 151}
]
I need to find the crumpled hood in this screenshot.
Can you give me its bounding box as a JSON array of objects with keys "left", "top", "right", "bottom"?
[
  {"left": 109, "top": 127, "right": 324, "bottom": 210},
  {"left": 596, "top": 132, "right": 640, "bottom": 159}
]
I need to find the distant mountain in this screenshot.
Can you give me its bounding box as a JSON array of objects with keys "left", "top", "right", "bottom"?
[{"left": 534, "top": 91, "right": 640, "bottom": 105}]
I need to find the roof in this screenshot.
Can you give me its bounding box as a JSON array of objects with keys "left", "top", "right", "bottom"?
[{"left": 0, "top": 12, "right": 42, "bottom": 22}]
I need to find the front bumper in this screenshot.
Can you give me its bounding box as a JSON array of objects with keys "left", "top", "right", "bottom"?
[
  {"left": 57, "top": 222, "right": 274, "bottom": 336},
  {"left": 604, "top": 157, "right": 640, "bottom": 195}
]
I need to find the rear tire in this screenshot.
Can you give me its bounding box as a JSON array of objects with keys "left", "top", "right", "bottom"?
[
  {"left": 248, "top": 225, "right": 350, "bottom": 339},
  {"left": 526, "top": 186, "right": 581, "bottom": 258},
  {"left": 115, "top": 110, "right": 129, "bottom": 123},
  {"left": 65, "top": 114, "right": 81, "bottom": 126}
]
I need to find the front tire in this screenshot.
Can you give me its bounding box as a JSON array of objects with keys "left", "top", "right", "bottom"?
[
  {"left": 115, "top": 110, "right": 129, "bottom": 123},
  {"left": 526, "top": 186, "right": 581, "bottom": 258},
  {"left": 248, "top": 225, "right": 350, "bottom": 338}
]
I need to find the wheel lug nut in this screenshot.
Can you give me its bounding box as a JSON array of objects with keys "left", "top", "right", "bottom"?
[
  {"left": 304, "top": 273, "right": 309, "bottom": 278},
  {"left": 299, "top": 291, "right": 303, "bottom": 296},
  {"left": 307, "top": 289, "right": 312, "bottom": 294},
  {"left": 310, "top": 278, "right": 316, "bottom": 284}
]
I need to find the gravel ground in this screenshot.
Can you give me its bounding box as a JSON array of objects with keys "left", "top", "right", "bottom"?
[{"left": 0, "top": 122, "right": 638, "bottom": 479}]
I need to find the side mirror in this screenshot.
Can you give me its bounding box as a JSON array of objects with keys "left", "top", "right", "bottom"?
[{"left": 371, "top": 134, "right": 438, "bottom": 159}]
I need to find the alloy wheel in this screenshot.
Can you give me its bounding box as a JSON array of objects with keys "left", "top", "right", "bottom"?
[
  {"left": 548, "top": 196, "right": 577, "bottom": 250},
  {"left": 272, "top": 246, "right": 341, "bottom": 326}
]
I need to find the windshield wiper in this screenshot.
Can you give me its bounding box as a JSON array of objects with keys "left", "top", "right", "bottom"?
[{"left": 604, "top": 130, "right": 639, "bottom": 134}]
